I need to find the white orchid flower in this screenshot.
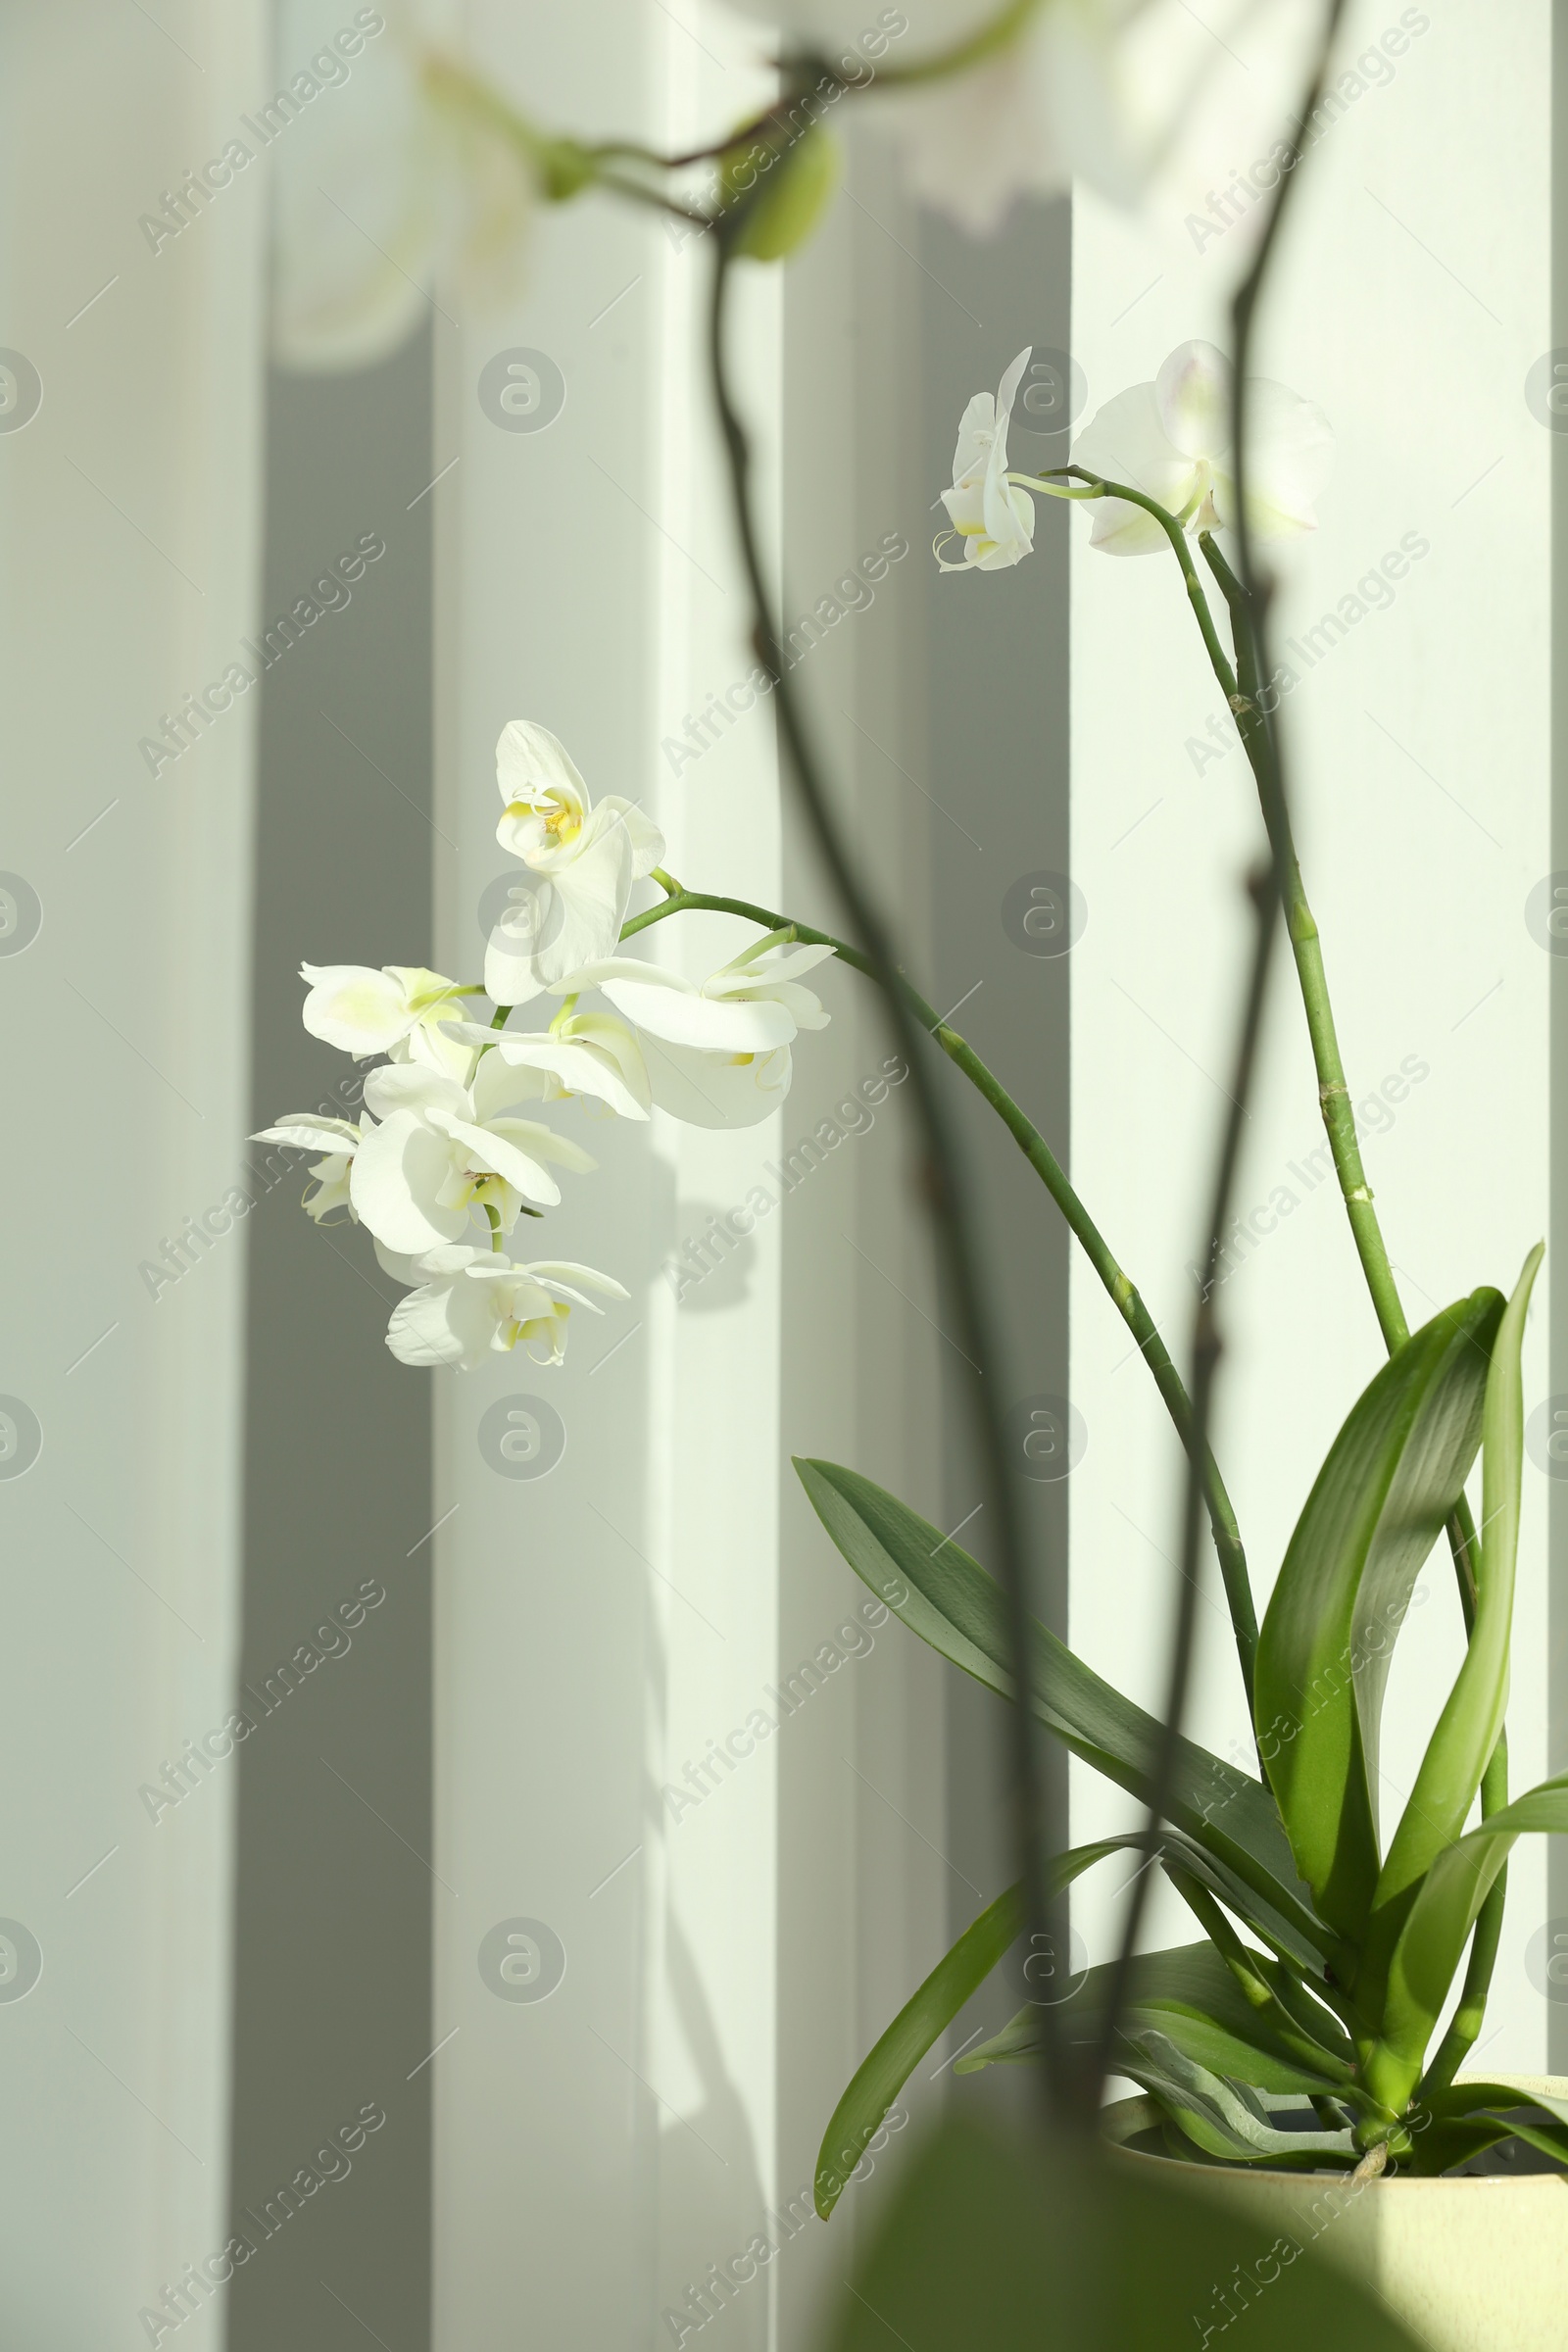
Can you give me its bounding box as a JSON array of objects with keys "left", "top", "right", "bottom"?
[
  {"left": 300, "top": 962, "right": 469, "bottom": 1058},
  {"left": 1070, "top": 339, "right": 1333, "bottom": 557},
  {"left": 939, "top": 347, "right": 1036, "bottom": 574},
  {"left": 271, "top": 3, "right": 536, "bottom": 373},
  {"left": 485, "top": 721, "right": 664, "bottom": 1006},
  {"left": 384, "top": 1245, "right": 628, "bottom": 1370},
  {"left": 349, "top": 1058, "right": 594, "bottom": 1252},
  {"left": 251, "top": 1113, "right": 368, "bottom": 1223},
  {"left": 440, "top": 1009, "right": 653, "bottom": 1121},
  {"left": 724, "top": 0, "right": 1249, "bottom": 238},
  {"left": 555, "top": 933, "right": 833, "bottom": 1130}
]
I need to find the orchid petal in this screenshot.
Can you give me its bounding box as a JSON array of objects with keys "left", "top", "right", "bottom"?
[
  {"left": 599, "top": 976, "right": 795, "bottom": 1053},
  {"left": 350, "top": 1111, "right": 469, "bottom": 1252},
  {"left": 252, "top": 1115, "right": 362, "bottom": 1152},
  {"left": 495, "top": 719, "right": 589, "bottom": 817},
  {"left": 1154, "top": 339, "right": 1231, "bottom": 460},
  {"left": 644, "top": 1038, "right": 794, "bottom": 1129}
]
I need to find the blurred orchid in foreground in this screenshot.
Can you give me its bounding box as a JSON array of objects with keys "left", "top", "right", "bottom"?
[
  {"left": 383, "top": 1247, "right": 628, "bottom": 1370},
  {"left": 726, "top": 0, "right": 1275, "bottom": 237},
  {"left": 1069, "top": 338, "right": 1334, "bottom": 556},
  {"left": 271, "top": 3, "right": 538, "bottom": 371}
]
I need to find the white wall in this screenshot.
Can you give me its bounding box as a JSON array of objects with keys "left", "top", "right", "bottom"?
[
  {"left": 1068, "top": 0, "right": 1554, "bottom": 2067},
  {"left": 0, "top": 2, "right": 265, "bottom": 2342}
]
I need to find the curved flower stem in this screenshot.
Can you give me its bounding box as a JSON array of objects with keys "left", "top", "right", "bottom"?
[
  {"left": 1195, "top": 504, "right": 1508, "bottom": 2099},
  {"left": 1020, "top": 467, "right": 1241, "bottom": 704},
  {"left": 1196, "top": 533, "right": 1410, "bottom": 1348},
  {"left": 870, "top": 0, "right": 1041, "bottom": 86},
  {"left": 1195, "top": 538, "right": 1494, "bottom": 1574},
  {"left": 620, "top": 885, "right": 1258, "bottom": 1704}
]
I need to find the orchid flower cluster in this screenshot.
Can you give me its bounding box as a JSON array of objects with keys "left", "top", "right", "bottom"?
[{"left": 255, "top": 720, "right": 832, "bottom": 1371}]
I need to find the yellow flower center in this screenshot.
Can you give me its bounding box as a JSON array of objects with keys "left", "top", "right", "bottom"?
[{"left": 542, "top": 798, "right": 581, "bottom": 846}]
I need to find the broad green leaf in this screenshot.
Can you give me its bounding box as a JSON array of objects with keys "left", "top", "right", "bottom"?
[
  {"left": 1367, "top": 1769, "right": 1568, "bottom": 2108},
  {"left": 1429, "top": 2078, "right": 1568, "bottom": 2132},
  {"left": 814, "top": 1880, "right": 1023, "bottom": 2222},
  {"left": 817, "top": 1841, "right": 1124, "bottom": 2219},
  {"left": 1409, "top": 2082, "right": 1568, "bottom": 2175},
  {"left": 1358, "top": 1248, "right": 1543, "bottom": 2074},
  {"left": 795, "top": 1457, "right": 1333, "bottom": 1960},
  {"left": 959, "top": 1941, "right": 1351, "bottom": 2097},
  {"left": 1252, "top": 1289, "right": 1504, "bottom": 1943},
  {"left": 1161, "top": 1860, "right": 1355, "bottom": 2082},
  {"left": 1151, "top": 1831, "right": 1331, "bottom": 1976},
  {"left": 1476, "top": 2116, "right": 1568, "bottom": 2167},
  {"left": 825, "top": 2110, "right": 1423, "bottom": 2351},
  {"left": 814, "top": 1822, "right": 1325, "bottom": 2221},
  {"left": 1121, "top": 2030, "right": 1356, "bottom": 2166},
  {"left": 1404, "top": 2117, "right": 1519, "bottom": 2176}
]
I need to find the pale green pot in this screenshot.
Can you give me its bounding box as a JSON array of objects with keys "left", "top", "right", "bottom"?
[{"left": 1105, "top": 2076, "right": 1568, "bottom": 2352}]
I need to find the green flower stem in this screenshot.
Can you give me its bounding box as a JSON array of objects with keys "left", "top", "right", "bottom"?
[
  {"left": 1195, "top": 534, "right": 1410, "bottom": 1348},
  {"left": 1038, "top": 466, "right": 1509, "bottom": 2093},
  {"left": 619, "top": 884, "right": 1259, "bottom": 1700},
  {"left": 1188, "top": 532, "right": 1509, "bottom": 2086},
  {"left": 870, "top": 0, "right": 1041, "bottom": 86},
  {"left": 1019, "top": 468, "right": 1242, "bottom": 710},
  {"left": 1195, "top": 536, "right": 1492, "bottom": 1580}
]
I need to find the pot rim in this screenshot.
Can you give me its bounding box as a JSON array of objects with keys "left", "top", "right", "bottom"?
[{"left": 1102, "top": 2073, "right": 1568, "bottom": 2188}]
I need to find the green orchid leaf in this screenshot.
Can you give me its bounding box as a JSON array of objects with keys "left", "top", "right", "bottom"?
[
  {"left": 1252, "top": 1288, "right": 1504, "bottom": 1944},
  {"left": 1161, "top": 1862, "right": 1355, "bottom": 2082},
  {"left": 813, "top": 1879, "right": 1024, "bottom": 2222},
  {"left": 1421, "top": 2082, "right": 1568, "bottom": 2171},
  {"left": 1404, "top": 2117, "right": 1519, "bottom": 2177},
  {"left": 1458, "top": 2115, "right": 1568, "bottom": 2170},
  {"left": 794, "top": 1457, "right": 1332, "bottom": 1958},
  {"left": 814, "top": 1818, "right": 1330, "bottom": 2222},
  {"left": 1407, "top": 2083, "right": 1568, "bottom": 2175},
  {"left": 1368, "top": 1770, "right": 1568, "bottom": 2109},
  {"left": 1121, "top": 2031, "right": 1357, "bottom": 2167},
  {"left": 1154, "top": 1831, "right": 1333, "bottom": 1977},
  {"left": 825, "top": 2110, "right": 1423, "bottom": 2351},
  {"left": 959, "top": 1941, "right": 1350, "bottom": 2098},
  {"left": 1358, "top": 1248, "right": 1543, "bottom": 2094},
  {"left": 1427, "top": 2078, "right": 1568, "bottom": 2130},
  {"left": 816, "top": 1840, "right": 1130, "bottom": 2220}
]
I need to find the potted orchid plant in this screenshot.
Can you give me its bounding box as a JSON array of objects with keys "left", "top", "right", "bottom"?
[
  {"left": 260, "top": 0, "right": 1568, "bottom": 2342},
  {"left": 801, "top": 337, "right": 1568, "bottom": 2349}
]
